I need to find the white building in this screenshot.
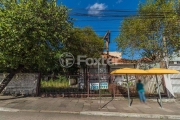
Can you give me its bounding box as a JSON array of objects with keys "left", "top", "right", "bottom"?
[
  {"left": 103, "top": 51, "right": 122, "bottom": 58},
  {"left": 167, "top": 51, "right": 180, "bottom": 97}
]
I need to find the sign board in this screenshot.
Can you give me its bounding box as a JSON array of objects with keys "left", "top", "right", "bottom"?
[
  {"left": 90, "top": 83, "right": 99, "bottom": 90},
  {"left": 90, "top": 82, "right": 108, "bottom": 90},
  {"left": 100, "top": 82, "right": 108, "bottom": 89}
]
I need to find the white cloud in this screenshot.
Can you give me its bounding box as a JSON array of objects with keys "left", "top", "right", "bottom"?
[
  {"left": 87, "top": 3, "right": 107, "bottom": 15},
  {"left": 116, "top": 0, "right": 123, "bottom": 4}
]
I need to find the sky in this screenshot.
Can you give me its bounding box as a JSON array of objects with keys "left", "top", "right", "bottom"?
[{"left": 58, "top": 0, "right": 142, "bottom": 59}]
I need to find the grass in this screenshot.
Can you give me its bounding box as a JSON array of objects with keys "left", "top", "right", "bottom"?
[{"left": 41, "top": 75, "right": 70, "bottom": 92}]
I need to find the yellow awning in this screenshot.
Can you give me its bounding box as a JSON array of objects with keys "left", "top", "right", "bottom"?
[
  {"left": 145, "top": 68, "right": 180, "bottom": 74},
  {"left": 110, "top": 68, "right": 147, "bottom": 74}
]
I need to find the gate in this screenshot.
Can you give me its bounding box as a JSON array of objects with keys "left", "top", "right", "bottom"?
[{"left": 39, "top": 68, "right": 168, "bottom": 98}]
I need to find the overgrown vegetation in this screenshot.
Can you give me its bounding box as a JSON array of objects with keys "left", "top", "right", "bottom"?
[{"left": 41, "top": 75, "right": 69, "bottom": 91}]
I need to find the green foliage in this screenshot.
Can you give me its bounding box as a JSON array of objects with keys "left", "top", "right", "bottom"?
[
  {"left": 41, "top": 75, "right": 69, "bottom": 88},
  {"left": 115, "top": 0, "right": 180, "bottom": 61},
  {"left": 100, "top": 89, "right": 110, "bottom": 94},
  {"left": 65, "top": 27, "right": 104, "bottom": 59},
  {"left": 0, "top": 0, "right": 104, "bottom": 74},
  {"left": 122, "top": 81, "right": 134, "bottom": 88},
  {"left": 0, "top": 0, "right": 73, "bottom": 72}
]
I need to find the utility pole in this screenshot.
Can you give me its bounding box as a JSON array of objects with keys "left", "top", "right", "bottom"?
[
  {"left": 163, "top": 36, "right": 168, "bottom": 68},
  {"left": 103, "top": 30, "right": 110, "bottom": 81}
]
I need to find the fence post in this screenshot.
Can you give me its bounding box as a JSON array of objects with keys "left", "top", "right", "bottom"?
[
  {"left": 113, "top": 77, "right": 115, "bottom": 98},
  {"left": 87, "top": 72, "right": 90, "bottom": 97},
  {"left": 36, "top": 73, "right": 41, "bottom": 96}
]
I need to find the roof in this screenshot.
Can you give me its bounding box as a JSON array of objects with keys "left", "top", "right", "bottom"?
[
  {"left": 101, "top": 53, "right": 118, "bottom": 59},
  {"left": 103, "top": 52, "right": 121, "bottom": 58},
  {"left": 137, "top": 57, "right": 152, "bottom": 63},
  {"left": 116, "top": 58, "right": 137, "bottom": 64}
]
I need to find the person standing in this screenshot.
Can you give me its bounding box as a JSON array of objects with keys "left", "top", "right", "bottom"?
[{"left": 136, "top": 80, "right": 146, "bottom": 103}]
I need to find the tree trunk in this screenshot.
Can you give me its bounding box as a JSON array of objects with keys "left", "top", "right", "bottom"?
[{"left": 0, "top": 65, "right": 24, "bottom": 93}]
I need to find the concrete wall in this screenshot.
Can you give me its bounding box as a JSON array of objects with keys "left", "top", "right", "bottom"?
[
  {"left": 0, "top": 73, "right": 40, "bottom": 96},
  {"left": 137, "top": 62, "right": 165, "bottom": 95},
  {"left": 169, "top": 66, "right": 180, "bottom": 96}
]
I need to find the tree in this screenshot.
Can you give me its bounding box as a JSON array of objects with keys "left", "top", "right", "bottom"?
[
  {"left": 65, "top": 27, "right": 104, "bottom": 58},
  {"left": 115, "top": 0, "right": 180, "bottom": 62},
  {"left": 0, "top": 0, "right": 73, "bottom": 92},
  {"left": 62, "top": 27, "right": 104, "bottom": 74}
]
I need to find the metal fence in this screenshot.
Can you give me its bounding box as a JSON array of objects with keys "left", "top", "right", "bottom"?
[{"left": 39, "top": 73, "right": 167, "bottom": 98}]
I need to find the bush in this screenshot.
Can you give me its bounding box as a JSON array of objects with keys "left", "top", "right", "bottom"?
[{"left": 41, "top": 75, "right": 69, "bottom": 90}]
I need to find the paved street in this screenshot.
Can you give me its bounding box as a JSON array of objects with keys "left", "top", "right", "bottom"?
[
  {"left": 0, "top": 96, "right": 180, "bottom": 119},
  {"left": 0, "top": 111, "right": 174, "bottom": 120}
]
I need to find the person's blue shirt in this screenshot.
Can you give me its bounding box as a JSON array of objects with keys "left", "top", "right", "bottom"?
[{"left": 136, "top": 82, "right": 144, "bottom": 92}]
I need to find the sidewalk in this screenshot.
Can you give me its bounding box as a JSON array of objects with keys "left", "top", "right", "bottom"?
[{"left": 0, "top": 96, "right": 180, "bottom": 119}]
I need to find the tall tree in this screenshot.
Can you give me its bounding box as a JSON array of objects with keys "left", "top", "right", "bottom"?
[
  {"left": 115, "top": 0, "right": 180, "bottom": 62},
  {"left": 63, "top": 27, "right": 104, "bottom": 73},
  {"left": 65, "top": 27, "right": 104, "bottom": 58},
  {"left": 0, "top": 0, "right": 73, "bottom": 92}
]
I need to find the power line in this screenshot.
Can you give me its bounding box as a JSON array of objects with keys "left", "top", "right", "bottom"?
[
  {"left": 68, "top": 8, "right": 179, "bottom": 19},
  {"left": 69, "top": 8, "right": 179, "bottom": 13},
  {"left": 74, "top": 19, "right": 124, "bottom": 22},
  {"left": 68, "top": 8, "right": 180, "bottom": 35},
  {"left": 70, "top": 13, "right": 176, "bottom": 19}
]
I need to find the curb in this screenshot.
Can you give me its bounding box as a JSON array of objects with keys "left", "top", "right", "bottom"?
[
  {"left": 80, "top": 111, "right": 180, "bottom": 119},
  {"left": 20, "top": 110, "right": 40, "bottom": 113},
  {"left": 20, "top": 109, "right": 79, "bottom": 114},
  {"left": 1, "top": 107, "right": 180, "bottom": 119},
  {"left": 0, "top": 107, "right": 19, "bottom": 112},
  {"left": 0, "top": 108, "right": 80, "bottom": 115}
]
